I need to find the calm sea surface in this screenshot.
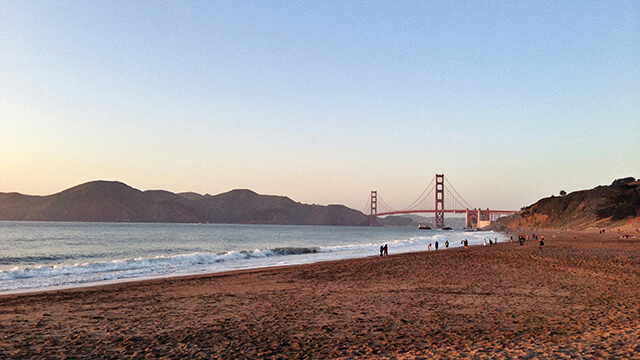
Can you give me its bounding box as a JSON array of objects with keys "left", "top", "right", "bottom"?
[{"left": 0, "top": 221, "right": 506, "bottom": 293}]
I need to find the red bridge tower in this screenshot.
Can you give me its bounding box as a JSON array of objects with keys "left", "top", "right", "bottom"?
[
  {"left": 435, "top": 174, "right": 445, "bottom": 228},
  {"left": 369, "top": 190, "right": 378, "bottom": 226}
]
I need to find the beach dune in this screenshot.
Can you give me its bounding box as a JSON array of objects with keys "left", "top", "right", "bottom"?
[{"left": 1, "top": 230, "right": 639, "bottom": 359}]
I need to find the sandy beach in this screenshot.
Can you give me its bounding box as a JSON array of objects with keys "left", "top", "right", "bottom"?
[{"left": 1, "top": 230, "right": 639, "bottom": 359}]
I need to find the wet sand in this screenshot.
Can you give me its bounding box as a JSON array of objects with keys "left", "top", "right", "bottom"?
[{"left": 1, "top": 230, "right": 639, "bottom": 359}]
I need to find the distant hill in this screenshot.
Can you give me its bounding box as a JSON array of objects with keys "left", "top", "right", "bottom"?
[
  {"left": 492, "top": 177, "right": 640, "bottom": 231},
  {"left": 0, "top": 181, "right": 370, "bottom": 226},
  {"left": 380, "top": 214, "right": 467, "bottom": 229}
]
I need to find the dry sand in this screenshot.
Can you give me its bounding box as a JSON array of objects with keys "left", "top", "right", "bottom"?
[{"left": 1, "top": 230, "right": 639, "bottom": 359}]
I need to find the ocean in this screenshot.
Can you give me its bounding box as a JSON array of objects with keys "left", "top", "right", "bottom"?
[{"left": 0, "top": 221, "right": 507, "bottom": 294}]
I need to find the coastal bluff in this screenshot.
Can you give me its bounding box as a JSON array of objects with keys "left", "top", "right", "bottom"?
[
  {"left": 491, "top": 177, "right": 640, "bottom": 231},
  {"left": 0, "top": 181, "right": 370, "bottom": 226}
]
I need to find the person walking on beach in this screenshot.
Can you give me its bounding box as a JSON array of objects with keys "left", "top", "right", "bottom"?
[
  {"left": 380, "top": 245, "right": 384, "bottom": 257},
  {"left": 445, "top": 240, "right": 449, "bottom": 249},
  {"left": 435, "top": 241, "right": 439, "bottom": 251},
  {"left": 383, "top": 244, "right": 388, "bottom": 256},
  {"left": 539, "top": 236, "right": 545, "bottom": 248},
  {"left": 464, "top": 239, "right": 468, "bottom": 248}
]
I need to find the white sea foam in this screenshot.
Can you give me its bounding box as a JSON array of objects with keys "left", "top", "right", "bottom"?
[
  {"left": 0, "top": 223, "right": 506, "bottom": 293},
  {"left": 0, "top": 249, "right": 307, "bottom": 281}
]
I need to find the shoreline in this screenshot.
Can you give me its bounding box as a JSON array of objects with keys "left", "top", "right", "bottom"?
[
  {"left": 0, "top": 228, "right": 503, "bottom": 296},
  {"left": 0, "top": 261, "right": 322, "bottom": 297},
  {"left": 0, "top": 229, "right": 619, "bottom": 298},
  {"left": 0, "top": 244, "right": 475, "bottom": 297},
  {"left": 0, "top": 229, "right": 577, "bottom": 298},
  {"left": 1, "top": 229, "right": 639, "bottom": 358}
]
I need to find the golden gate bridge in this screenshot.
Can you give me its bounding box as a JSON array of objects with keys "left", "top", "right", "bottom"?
[{"left": 365, "top": 174, "right": 518, "bottom": 228}]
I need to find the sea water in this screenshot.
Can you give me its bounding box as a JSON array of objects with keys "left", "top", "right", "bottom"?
[{"left": 0, "top": 221, "right": 507, "bottom": 293}]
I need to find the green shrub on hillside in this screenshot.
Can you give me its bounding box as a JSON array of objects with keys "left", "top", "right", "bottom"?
[{"left": 595, "top": 180, "right": 640, "bottom": 220}]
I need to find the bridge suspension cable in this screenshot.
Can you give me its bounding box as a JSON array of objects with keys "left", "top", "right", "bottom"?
[
  {"left": 362, "top": 197, "right": 371, "bottom": 215},
  {"left": 366, "top": 173, "right": 517, "bottom": 227},
  {"left": 405, "top": 175, "right": 436, "bottom": 211},
  {"left": 371, "top": 175, "right": 438, "bottom": 214},
  {"left": 445, "top": 188, "right": 469, "bottom": 210},
  {"left": 365, "top": 174, "right": 477, "bottom": 215},
  {"left": 445, "top": 178, "right": 474, "bottom": 209},
  {"left": 377, "top": 194, "right": 399, "bottom": 213}
]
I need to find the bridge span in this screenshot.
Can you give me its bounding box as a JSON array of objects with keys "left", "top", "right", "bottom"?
[{"left": 368, "top": 174, "right": 518, "bottom": 228}]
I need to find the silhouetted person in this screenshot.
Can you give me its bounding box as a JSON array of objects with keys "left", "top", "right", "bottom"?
[
  {"left": 435, "top": 241, "right": 439, "bottom": 251},
  {"left": 383, "top": 244, "right": 388, "bottom": 256},
  {"left": 380, "top": 245, "right": 384, "bottom": 257},
  {"left": 445, "top": 240, "right": 449, "bottom": 249},
  {"left": 464, "top": 239, "right": 468, "bottom": 248}
]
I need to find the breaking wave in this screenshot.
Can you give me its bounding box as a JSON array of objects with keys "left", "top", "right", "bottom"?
[
  {"left": 0, "top": 246, "right": 324, "bottom": 281},
  {"left": 0, "top": 227, "right": 504, "bottom": 292}
]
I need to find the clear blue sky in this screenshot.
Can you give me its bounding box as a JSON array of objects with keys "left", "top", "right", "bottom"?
[{"left": 1, "top": 1, "right": 638, "bottom": 212}]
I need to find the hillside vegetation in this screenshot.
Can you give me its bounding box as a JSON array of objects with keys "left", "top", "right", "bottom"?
[
  {"left": 493, "top": 177, "right": 640, "bottom": 231},
  {"left": 0, "top": 181, "right": 370, "bottom": 226}
]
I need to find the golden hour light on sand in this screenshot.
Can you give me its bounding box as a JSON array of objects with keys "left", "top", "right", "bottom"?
[{"left": 1, "top": 1, "right": 638, "bottom": 358}]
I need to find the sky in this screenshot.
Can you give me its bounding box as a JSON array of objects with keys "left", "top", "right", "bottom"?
[{"left": 1, "top": 1, "right": 639, "bottom": 213}]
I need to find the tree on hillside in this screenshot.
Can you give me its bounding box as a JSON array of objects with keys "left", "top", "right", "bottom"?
[{"left": 594, "top": 182, "right": 640, "bottom": 220}]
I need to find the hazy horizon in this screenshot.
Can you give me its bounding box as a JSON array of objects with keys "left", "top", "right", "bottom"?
[{"left": 2, "top": 1, "right": 638, "bottom": 212}]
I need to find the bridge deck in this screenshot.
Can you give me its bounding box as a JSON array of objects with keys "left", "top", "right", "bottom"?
[{"left": 374, "top": 209, "right": 518, "bottom": 217}]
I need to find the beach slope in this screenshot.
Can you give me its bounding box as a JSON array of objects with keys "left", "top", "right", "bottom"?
[{"left": 1, "top": 230, "right": 639, "bottom": 358}]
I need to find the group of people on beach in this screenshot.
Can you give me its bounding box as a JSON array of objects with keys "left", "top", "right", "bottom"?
[
  {"left": 614, "top": 228, "right": 638, "bottom": 239},
  {"left": 427, "top": 240, "right": 450, "bottom": 251},
  {"left": 599, "top": 228, "right": 639, "bottom": 239},
  {"left": 512, "top": 234, "right": 544, "bottom": 247},
  {"left": 383, "top": 234, "right": 551, "bottom": 256},
  {"left": 515, "top": 235, "right": 528, "bottom": 246},
  {"left": 378, "top": 227, "right": 636, "bottom": 260},
  {"left": 483, "top": 238, "right": 499, "bottom": 246}
]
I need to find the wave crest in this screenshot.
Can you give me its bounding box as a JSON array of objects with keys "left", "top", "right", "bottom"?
[{"left": 0, "top": 246, "right": 323, "bottom": 281}]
